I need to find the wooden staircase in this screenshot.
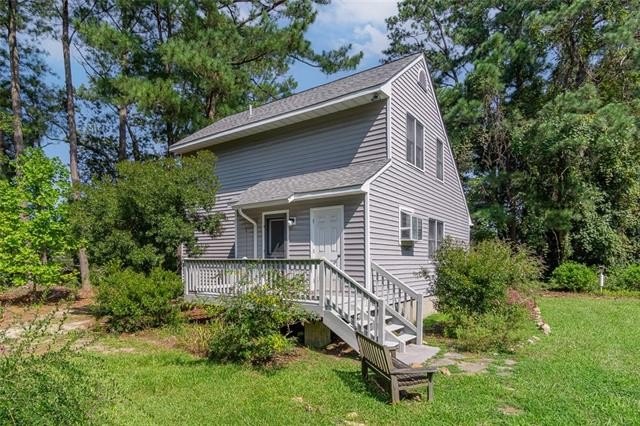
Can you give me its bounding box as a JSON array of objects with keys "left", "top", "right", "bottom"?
[{"left": 181, "top": 258, "right": 428, "bottom": 357}]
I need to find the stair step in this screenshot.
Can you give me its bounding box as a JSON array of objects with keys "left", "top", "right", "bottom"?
[
  {"left": 385, "top": 323, "right": 404, "bottom": 333},
  {"left": 395, "top": 333, "right": 417, "bottom": 344},
  {"left": 384, "top": 315, "right": 393, "bottom": 322}
]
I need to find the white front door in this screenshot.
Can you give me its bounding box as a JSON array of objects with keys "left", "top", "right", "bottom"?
[{"left": 310, "top": 205, "right": 344, "bottom": 268}]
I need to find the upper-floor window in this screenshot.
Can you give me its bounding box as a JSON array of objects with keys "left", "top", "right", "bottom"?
[
  {"left": 436, "top": 139, "right": 444, "bottom": 181},
  {"left": 418, "top": 70, "right": 427, "bottom": 90},
  {"left": 406, "top": 114, "right": 424, "bottom": 169},
  {"left": 428, "top": 219, "right": 444, "bottom": 256},
  {"left": 400, "top": 209, "right": 423, "bottom": 244}
]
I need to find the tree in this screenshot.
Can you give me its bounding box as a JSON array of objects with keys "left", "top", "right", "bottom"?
[
  {"left": 386, "top": 0, "right": 640, "bottom": 269},
  {"left": 60, "top": 0, "right": 90, "bottom": 290},
  {"left": 75, "top": 0, "right": 362, "bottom": 172},
  {"left": 0, "top": 149, "right": 76, "bottom": 288},
  {"left": 6, "top": 0, "right": 23, "bottom": 157},
  {"left": 72, "top": 151, "right": 223, "bottom": 272}
]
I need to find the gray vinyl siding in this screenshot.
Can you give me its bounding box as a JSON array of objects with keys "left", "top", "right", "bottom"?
[
  {"left": 193, "top": 101, "right": 386, "bottom": 264},
  {"left": 369, "top": 60, "right": 470, "bottom": 293},
  {"left": 231, "top": 195, "right": 366, "bottom": 284}
]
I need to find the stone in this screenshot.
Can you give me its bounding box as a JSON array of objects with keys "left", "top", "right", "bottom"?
[
  {"left": 541, "top": 323, "right": 551, "bottom": 335},
  {"left": 439, "top": 367, "right": 451, "bottom": 376}
]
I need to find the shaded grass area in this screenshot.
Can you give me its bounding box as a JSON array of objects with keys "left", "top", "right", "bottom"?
[{"left": 91, "top": 296, "right": 640, "bottom": 425}]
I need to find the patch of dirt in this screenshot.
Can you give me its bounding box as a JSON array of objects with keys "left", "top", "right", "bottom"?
[
  {"left": 0, "top": 285, "right": 77, "bottom": 306},
  {"left": 499, "top": 405, "right": 523, "bottom": 416},
  {"left": 323, "top": 340, "right": 359, "bottom": 359}
]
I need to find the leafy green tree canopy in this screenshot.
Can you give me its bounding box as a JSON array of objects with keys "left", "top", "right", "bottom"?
[
  {"left": 0, "top": 148, "right": 76, "bottom": 287},
  {"left": 73, "top": 151, "right": 223, "bottom": 272}
]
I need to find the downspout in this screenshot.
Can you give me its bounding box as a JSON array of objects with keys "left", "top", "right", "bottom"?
[{"left": 238, "top": 208, "right": 257, "bottom": 258}]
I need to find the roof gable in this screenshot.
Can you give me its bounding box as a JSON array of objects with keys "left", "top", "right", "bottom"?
[{"left": 170, "top": 54, "right": 422, "bottom": 154}]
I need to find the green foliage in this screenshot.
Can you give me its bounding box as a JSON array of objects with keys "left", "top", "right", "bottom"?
[
  {"left": 608, "top": 264, "right": 640, "bottom": 291},
  {"left": 386, "top": 0, "right": 640, "bottom": 270},
  {"left": 207, "top": 273, "right": 308, "bottom": 364},
  {"left": 550, "top": 262, "right": 598, "bottom": 292},
  {"left": 76, "top": 0, "right": 362, "bottom": 163},
  {"left": 73, "top": 151, "right": 223, "bottom": 272},
  {"left": 426, "top": 239, "right": 541, "bottom": 352},
  {"left": 95, "top": 266, "right": 183, "bottom": 332},
  {"left": 429, "top": 239, "right": 541, "bottom": 316},
  {"left": 452, "top": 306, "right": 533, "bottom": 352},
  {"left": 0, "top": 149, "right": 77, "bottom": 287},
  {"left": 0, "top": 312, "right": 111, "bottom": 425}
]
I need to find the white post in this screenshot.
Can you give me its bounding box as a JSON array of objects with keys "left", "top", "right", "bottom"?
[
  {"left": 599, "top": 268, "right": 605, "bottom": 293},
  {"left": 318, "top": 261, "right": 325, "bottom": 311},
  {"left": 415, "top": 295, "right": 424, "bottom": 345},
  {"left": 377, "top": 296, "right": 386, "bottom": 344}
]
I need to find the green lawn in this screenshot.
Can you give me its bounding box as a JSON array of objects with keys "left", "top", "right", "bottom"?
[{"left": 93, "top": 295, "right": 640, "bottom": 425}]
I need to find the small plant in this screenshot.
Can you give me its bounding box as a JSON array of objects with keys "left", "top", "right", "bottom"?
[
  {"left": 608, "top": 264, "right": 640, "bottom": 291},
  {"left": 95, "top": 266, "right": 183, "bottom": 332},
  {"left": 0, "top": 310, "right": 112, "bottom": 424},
  {"left": 452, "top": 306, "right": 533, "bottom": 352},
  {"left": 550, "top": 262, "right": 598, "bottom": 292},
  {"left": 207, "top": 273, "right": 309, "bottom": 365}
]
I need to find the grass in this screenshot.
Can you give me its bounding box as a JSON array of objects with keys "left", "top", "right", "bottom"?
[{"left": 88, "top": 295, "right": 640, "bottom": 425}]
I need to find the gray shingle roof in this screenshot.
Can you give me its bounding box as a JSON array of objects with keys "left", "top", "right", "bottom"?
[
  {"left": 233, "top": 159, "right": 389, "bottom": 207},
  {"left": 175, "top": 54, "right": 421, "bottom": 147}
]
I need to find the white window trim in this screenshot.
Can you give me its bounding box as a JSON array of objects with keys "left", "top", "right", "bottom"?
[
  {"left": 398, "top": 206, "right": 423, "bottom": 245},
  {"left": 428, "top": 218, "right": 445, "bottom": 258},
  {"left": 405, "top": 113, "right": 425, "bottom": 171},
  {"left": 435, "top": 138, "right": 445, "bottom": 183},
  {"left": 261, "top": 209, "right": 289, "bottom": 259}
]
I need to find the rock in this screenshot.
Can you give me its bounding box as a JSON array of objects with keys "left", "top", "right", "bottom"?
[
  {"left": 439, "top": 367, "right": 451, "bottom": 376},
  {"left": 527, "top": 338, "right": 535, "bottom": 344},
  {"left": 541, "top": 323, "right": 551, "bottom": 335}
]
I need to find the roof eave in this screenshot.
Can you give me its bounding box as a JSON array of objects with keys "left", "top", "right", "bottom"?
[
  {"left": 232, "top": 185, "right": 365, "bottom": 210},
  {"left": 169, "top": 86, "right": 389, "bottom": 155}
]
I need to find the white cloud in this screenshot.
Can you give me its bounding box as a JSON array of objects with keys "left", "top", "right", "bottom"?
[{"left": 352, "top": 23, "right": 390, "bottom": 56}]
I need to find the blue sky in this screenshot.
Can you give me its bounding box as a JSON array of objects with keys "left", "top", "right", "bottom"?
[{"left": 42, "top": 0, "right": 399, "bottom": 164}]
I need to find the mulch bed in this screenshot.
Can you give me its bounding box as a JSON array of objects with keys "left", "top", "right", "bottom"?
[{"left": 0, "top": 285, "right": 77, "bottom": 306}]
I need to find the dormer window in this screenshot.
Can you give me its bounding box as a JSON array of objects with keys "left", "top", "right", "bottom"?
[{"left": 418, "top": 70, "right": 427, "bottom": 90}]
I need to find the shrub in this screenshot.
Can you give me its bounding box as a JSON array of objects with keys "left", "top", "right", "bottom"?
[
  {"left": 207, "top": 273, "right": 308, "bottom": 364},
  {"left": 608, "top": 264, "right": 640, "bottom": 291},
  {"left": 428, "top": 239, "right": 542, "bottom": 316},
  {"left": 95, "top": 266, "right": 183, "bottom": 332},
  {"left": 0, "top": 312, "right": 112, "bottom": 424},
  {"left": 550, "top": 262, "right": 598, "bottom": 292},
  {"left": 72, "top": 151, "right": 223, "bottom": 273},
  {"left": 452, "top": 306, "right": 533, "bottom": 352}
]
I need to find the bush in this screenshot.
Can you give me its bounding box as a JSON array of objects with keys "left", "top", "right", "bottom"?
[
  {"left": 0, "top": 312, "right": 112, "bottom": 424},
  {"left": 207, "top": 274, "right": 309, "bottom": 364},
  {"left": 452, "top": 306, "right": 533, "bottom": 352},
  {"left": 608, "top": 264, "right": 640, "bottom": 291},
  {"left": 72, "top": 151, "right": 223, "bottom": 273},
  {"left": 550, "top": 262, "right": 598, "bottom": 292},
  {"left": 428, "top": 239, "right": 541, "bottom": 316},
  {"left": 95, "top": 266, "right": 183, "bottom": 332}
]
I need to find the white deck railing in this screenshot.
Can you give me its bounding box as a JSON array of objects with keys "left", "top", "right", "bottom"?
[
  {"left": 181, "top": 258, "right": 386, "bottom": 343},
  {"left": 371, "top": 262, "right": 424, "bottom": 344}
]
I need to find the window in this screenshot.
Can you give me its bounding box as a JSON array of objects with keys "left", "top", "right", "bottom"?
[
  {"left": 406, "top": 114, "right": 424, "bottom": 169},
  {"left": 436, "top": 139, "right": 444, "bottom": 181},
  {"left": 428, "top": 219, "right": 444, "bottom": 256},
  {"left": 418, "top": 70, "right": 427, "bottom": 90},
  {"left": 400, "top": 210, "right": 423, "bottom": 243}
]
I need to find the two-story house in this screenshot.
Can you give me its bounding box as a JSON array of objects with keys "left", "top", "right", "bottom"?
[{"left": 172, "top": 54, "right": 470, "bottom": 357}]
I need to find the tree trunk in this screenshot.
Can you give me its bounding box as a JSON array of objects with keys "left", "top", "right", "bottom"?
[
  {"left": 62, "top": 0, "right": 91, "bottom": 291},
  {"left": 118, "top": 104, "right": 127, "bottom": 161},
  {"left": 8, "top": 0, "right": 24, "bottom": 157}
]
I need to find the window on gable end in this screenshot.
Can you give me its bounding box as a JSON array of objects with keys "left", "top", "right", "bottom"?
[
  {"left": 418, "top": 69, "right": 427, "bottom": 90},
  {"left": 406, "top": 114, "right": 424, "bottom": 169}
]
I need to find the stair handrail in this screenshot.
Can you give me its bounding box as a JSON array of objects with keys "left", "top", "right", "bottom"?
[
  {"left": 371, "top": 262, "right": 424, "bottom": 344},
  {"left": 321, "top": 258, "right": 386, "bottom": 343}
]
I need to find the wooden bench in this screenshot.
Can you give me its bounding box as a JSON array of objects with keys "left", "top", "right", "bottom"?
[{"left": 356, "top": 332, "right": 437, "bottom": 404}]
